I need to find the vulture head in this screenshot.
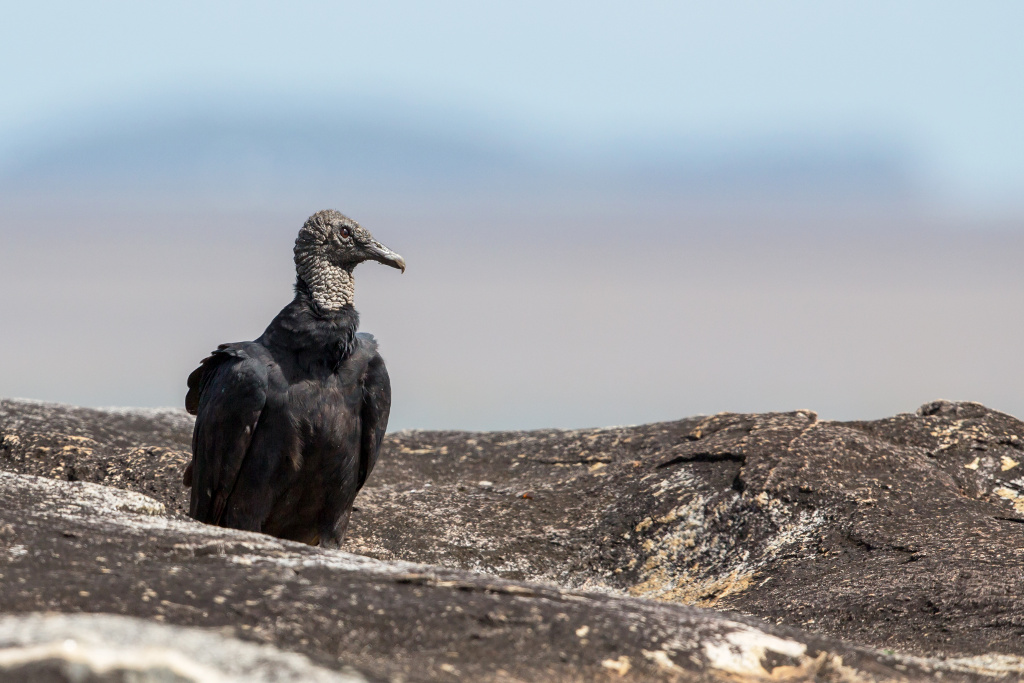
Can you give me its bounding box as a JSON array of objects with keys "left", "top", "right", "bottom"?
[{"left": 294, "top": 209, "right": 405, "bottom": 312}]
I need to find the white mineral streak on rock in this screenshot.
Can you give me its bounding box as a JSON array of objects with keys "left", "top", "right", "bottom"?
[
  {"left": 0, "top": 641, "right": 230, "bottom": 683},
  {"left": 0, "top": 471, "right": 444, "bottom": 579},
  {"left": 0, "top": 613, "right": 365, "bottom": 682},
  {"left": 702, "top": 624, "right": 807, "bottom": 678},
  {"left": 896, "top": 652, "right": 1024, "bottom": 678},
  {"left": 226, "top": 551, "right": 428, "bottom": 576},
  {"left": 5, "top": 544, "right": 27, "bottom": 559},
  {"left": 3, "top": 470, "right": 169, "bottom": 519}
]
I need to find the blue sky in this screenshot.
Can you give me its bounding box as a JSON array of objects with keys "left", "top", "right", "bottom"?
[{"left": 2, "top": 1, "right": 1023, "bottom": 208}]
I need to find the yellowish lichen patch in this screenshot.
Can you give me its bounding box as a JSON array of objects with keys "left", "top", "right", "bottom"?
[
  {"left": 627, "top": 490, "right": 824, "bottom": 608},
  {"left": 642, "top": 649, "right": 686, "bottom": 674},
  {"left": 398, "top": 447, "right": 437, "bottom": 455},
  {"left": 994, "top": 487, "right": 1024, "bottom": 514},
  {"left": 655, "top": 507, "right": 683, "bottom": 525},
  {"left": 601, "top": 655, "right": 631, "bottom": 676},
  {"left": 632, "top": 567, "right": 756, "bottom": 607}
]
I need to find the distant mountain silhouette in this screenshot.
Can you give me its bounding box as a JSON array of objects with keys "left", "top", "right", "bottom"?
[{"left": 0, "top": 98, "right": 915, "bottom": 201}]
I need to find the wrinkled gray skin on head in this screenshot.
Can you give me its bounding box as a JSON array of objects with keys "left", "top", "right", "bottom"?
[{"left": 294, "top": 209, "right": 405, "bottom": 313}]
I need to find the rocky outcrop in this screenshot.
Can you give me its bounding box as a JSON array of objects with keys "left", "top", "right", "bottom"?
[
  {"left": 4, "top": 398, "right": 1024, "bottom": 680},
  {"left": 1, "top": 468, "right": 963, "bottom": 682}
]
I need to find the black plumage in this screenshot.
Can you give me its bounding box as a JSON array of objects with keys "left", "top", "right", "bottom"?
[{"left": 182, "top": 210, "right": 404, "bottom": 547}]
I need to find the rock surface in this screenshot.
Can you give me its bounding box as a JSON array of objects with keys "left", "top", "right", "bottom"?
[
  {"left": 0, "top": 613, "right": 365, "bottom": 682},
  {"left": 0, "top": 468, "right": 958, "bottom": 682},
  {"left": 4, "top": 398, "right": 1024, "bottom": 680}
]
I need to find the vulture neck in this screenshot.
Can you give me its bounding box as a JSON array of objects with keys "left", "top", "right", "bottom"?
[
  {"left": 261, "top": 277, "right": 361, "bottom": 374},
  {"left": 295, "top": 253, "right": 355, "bottom": 313}
]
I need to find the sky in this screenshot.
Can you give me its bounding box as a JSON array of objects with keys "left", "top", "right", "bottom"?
[
  {"left": 1, "top": 2, "right": 1023, "bottom": 429},
  {"left": 1, "top": 1, "right": 1023, "bottom": 207}
]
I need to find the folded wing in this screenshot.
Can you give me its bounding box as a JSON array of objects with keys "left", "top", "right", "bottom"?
[
  {"left": 185, "top": 344, "right": 269, "bottom": 525},
  {"left": 357, "top": 337, "right": 391, "bottom": 491}
]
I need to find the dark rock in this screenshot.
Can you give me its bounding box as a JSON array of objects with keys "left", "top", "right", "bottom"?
[
  {"left": 0, "top": 468, "right": 959, "bottom": 682},
  {"left": 4, "top": 398, "right": 1024, "bottom": 679},
  {"left": 0, "top": 400, "right": 193, "bottom": 512}
]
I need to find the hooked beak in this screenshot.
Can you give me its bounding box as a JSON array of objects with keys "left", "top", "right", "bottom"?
[{"left": 365, "top": 241, "right": 406, "bottom": 273}]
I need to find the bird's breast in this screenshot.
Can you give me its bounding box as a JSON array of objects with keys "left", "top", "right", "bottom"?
[{"left": 284, "top": 378, "right": 362, "bottom": 463}]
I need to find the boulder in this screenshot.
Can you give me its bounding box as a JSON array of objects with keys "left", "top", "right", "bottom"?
[
  {"left": 4, "top": 398, "right": 1024, "bottom": 680},
  {"left": 2, "top": 468, "right": 968, "bottom": 682}
]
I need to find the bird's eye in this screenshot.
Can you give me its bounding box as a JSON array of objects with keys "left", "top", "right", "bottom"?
[{"left": 340, "top": 226, "right": 351, "bottom": 239}]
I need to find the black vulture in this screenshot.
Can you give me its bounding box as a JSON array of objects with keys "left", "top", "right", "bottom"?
[{"left": 182, "top": 210, "right": 405, "bottom": 547}]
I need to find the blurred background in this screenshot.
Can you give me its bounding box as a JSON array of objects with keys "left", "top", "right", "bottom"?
[{"left": 1, "top": 1, "right": 1022, "bottom": 430}]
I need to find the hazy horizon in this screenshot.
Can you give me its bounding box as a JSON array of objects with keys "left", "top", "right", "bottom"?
[{"left": 3, "top": 200, "right": 1023, "bottom": 430}]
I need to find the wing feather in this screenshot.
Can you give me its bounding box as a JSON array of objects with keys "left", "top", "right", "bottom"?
[
  {"left": 357, "top": 341, "right": 391, "bottom": 490},
  {"left": 187, "top": 344, "right": 269, "bottom": 525}
]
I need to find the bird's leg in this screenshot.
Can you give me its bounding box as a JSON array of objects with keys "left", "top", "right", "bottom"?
[{"left": 318, "top": 508, "right": 352, "bottom": 549}]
